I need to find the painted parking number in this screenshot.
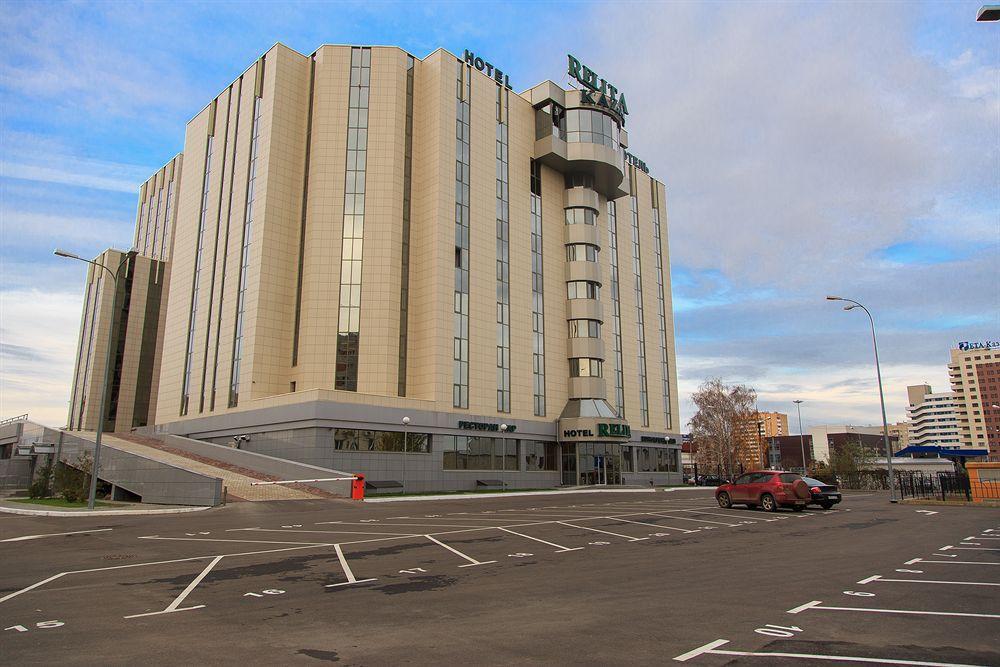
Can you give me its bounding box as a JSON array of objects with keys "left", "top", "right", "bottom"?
[
  {"left": 754, "top": 624, "right": 802, "bottom": 638},
  {"left": 244, "top": 589, "right": 285, "bottom": 597},
  {"left": 5, "top": 621, "right": 64, "bottom": 632}
]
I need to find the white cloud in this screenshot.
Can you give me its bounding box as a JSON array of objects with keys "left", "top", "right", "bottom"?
[{"left": 0, "top": 287, "right": 82, "bottom": 427}]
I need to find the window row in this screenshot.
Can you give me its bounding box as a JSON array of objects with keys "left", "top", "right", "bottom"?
[
  {"left": 333, "top": 428, "right": 429, "bottom": 453},
  {"left": 567, "top": 280, "right": 600, "bottom": 300},
  {"left": 564, "top": 109, "right": 621, "bottom": 149},
  {"left": 566, "top": 243, "right": 599, "bottom": 262},
  {"left": 565, "top": 207, "right": 597, "bottom": 225},
  {"left": 570, "top": 357, "right": 603, "bottom": 378},
  {"left": 568, "top": 319, "right": 602, "bottom": 338}
]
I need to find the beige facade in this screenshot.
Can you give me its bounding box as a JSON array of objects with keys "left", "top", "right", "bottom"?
[
  {"left": 949, "top": 344, "right": 1000, "bottom": 458},
  {"left": 66, "top": 249, "right": 167, "bottom": 432},
  {"left": 152, "top": 44, "right": 679, "bottom": 439}
]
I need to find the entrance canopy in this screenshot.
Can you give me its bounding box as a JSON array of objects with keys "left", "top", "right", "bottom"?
[{"left": 895, "top": 445, "right": 988, "bottom": 459}]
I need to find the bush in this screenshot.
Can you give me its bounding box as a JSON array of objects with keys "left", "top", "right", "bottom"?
[
  {"left": 54, "top": 452, "right": 93, "bottom": 503},
  {"left": 28, "top": 462, "right": 54, "bottom": 499}
]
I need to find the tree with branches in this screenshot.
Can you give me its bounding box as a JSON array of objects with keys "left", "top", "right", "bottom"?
[{"left": 688, "top": 378, "right": 758, "bottom": 480}]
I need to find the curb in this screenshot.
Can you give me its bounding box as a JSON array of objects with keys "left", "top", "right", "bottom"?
[
  {"left": 365, "top": 487, "right": 659, "bottom": 503},
  {"left": 0, "top": 504, "right": 215, "bottom": 517}
]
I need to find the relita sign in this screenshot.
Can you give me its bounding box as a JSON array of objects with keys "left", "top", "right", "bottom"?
[
  {"left": 958, "top": 340, "right": 999, "bottom": 351},
  {"left": 463, "top": 50, "right": 513, "bottom": 90},
  {"left": 567, "top": 54, "right": 629, "bottom": 120},
  {"left": 562, "top": 423, "right": 631, "bottom": 439}
]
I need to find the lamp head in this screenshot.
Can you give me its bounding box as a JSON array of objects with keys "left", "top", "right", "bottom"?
[
  {"left": 826, "top": 295, "right": 842, "bottom": 301},
  {"left": 54, "top": 248, "right": 82, "bottom": 260},
  {"left": 402, "top": 416, "right": 410, "bottom": 425},
  {"left": 500, "top": 424, "right": 508, "bottom": 432},
  {"left": 843, "top": 304, "right": 859, "bottom": 311}
]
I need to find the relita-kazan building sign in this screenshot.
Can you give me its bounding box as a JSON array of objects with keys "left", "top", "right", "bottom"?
[{"left": 66, "top": 42, "right": 682, "bottom": 491}]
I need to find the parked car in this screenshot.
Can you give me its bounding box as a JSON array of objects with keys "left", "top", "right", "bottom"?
[
  {"left": 700, "top": 474, "right": 729, "bottom": 487},
  {"left": 715, "top": 470, "right": 811, "bottom": 512},
  {"left": 801, "top": 476, "right": 842, "bottom": 510}
]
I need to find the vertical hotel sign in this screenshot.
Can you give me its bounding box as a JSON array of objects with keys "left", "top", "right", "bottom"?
[{"left": 567, "top": 54, "right": 629, "bottom": 121}]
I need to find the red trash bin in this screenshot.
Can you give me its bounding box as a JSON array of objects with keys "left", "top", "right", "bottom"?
[{"left": 351, "top": 474, "right": 365, "bottom": 501}]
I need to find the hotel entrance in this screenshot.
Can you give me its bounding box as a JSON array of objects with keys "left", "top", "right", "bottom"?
[{"left": 577, "top": 443, "right": 623, "bottom": 485}]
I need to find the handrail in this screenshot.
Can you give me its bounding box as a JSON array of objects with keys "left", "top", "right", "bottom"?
[{"left": 0, "top": 414, "right": 28, "bottom": 426}]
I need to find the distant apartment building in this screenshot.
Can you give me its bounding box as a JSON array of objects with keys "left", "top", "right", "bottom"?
[
  {"left": 732, "top": 411, "right": 788, "bottom": 471},
  {"left": 904, "top": 384, "right": 961, "bottom": 448},
  {"left": 884, "top": 421, "right": 911, "bottom": 450},
  {"left": 767, "top": 434, "right": 813, "bottom": 471},
  {"left": 810, "top": 424, "right": 898, "bottom": 463},
  {"left": 949, "top": 342, "right": 1000, "bottom": 460}
]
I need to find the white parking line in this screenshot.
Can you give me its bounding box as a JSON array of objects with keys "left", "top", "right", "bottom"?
[
  {"left": 425, "top": 535, "right": 497, "bottom": 567},
  {"left": 556, "top": 521, "right": 648, "bottom": 542},
  {"left": 906, "top": 558, "right": 998, "bottom": 566},
  {"left": 124, "top": 555, "right": 224, "bottom": 618},
  {"left": 859, "top": 574, "right": 1000, "bottom": 587},
  {"left": 673, "top": 638, "right": 988, "bottom": 665},
  {"left": 325, "top": 544, "right": 377, "bottom": 587},
  {"left": 495, "top": 527, "right": 583, "bottom": 553},
  {"left": 787, "top": 599, "right": 1000, "bottom": 619},
  {"left": 606, "top": 517, "right": 696, "bottom": 533},
  {"left": 643, "top": 511, "right": 740, "bottom": 527},
  {"left": 1, "top": 528, "right": 113, "bottom": 543}
]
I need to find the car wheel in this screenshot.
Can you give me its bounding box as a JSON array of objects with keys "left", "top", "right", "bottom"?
[
  {"left": 820, "top": 501, "right": 833, "bottom": 510},
  {"left": 760, "top": 493, "right": 777, "bottom": 512},
  {"left": 792, "top": 505, "right": 805, "bottom": 512},
  {"left": 717, "top": 492, "right": 732, "bottom": 509}
]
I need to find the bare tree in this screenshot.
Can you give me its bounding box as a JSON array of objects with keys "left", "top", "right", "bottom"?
[{"left": 689, "top": 378, "right": 758, "bottom": 480}]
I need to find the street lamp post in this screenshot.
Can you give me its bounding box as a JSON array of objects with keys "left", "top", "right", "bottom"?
[
  {"left": 401, "top": 416, "right": 410, "bottom": 493},
  {"left": 54, "top": 247, "right": 135, "bottom": 509},
  {"left": 499, "top": 424, "right": 508, "bottom": 493},
  {"left": 793, "top": 400, "right": 808, "bottom": 475},
  {"left": 827, "top": 295, "right": 897, "bottom": 502}
]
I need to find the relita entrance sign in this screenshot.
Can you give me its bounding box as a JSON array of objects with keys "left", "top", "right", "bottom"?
[{"left": 567, "top": 54, "right": 629, "bottom": 121}]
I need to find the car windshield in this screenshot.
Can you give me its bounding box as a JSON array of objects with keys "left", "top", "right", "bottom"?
[
  {"left": 778, "top": 473, "right": 801, "bottom": 483},
  {"left": 802, "top": 477, "right": 825, "bottom": 486}
]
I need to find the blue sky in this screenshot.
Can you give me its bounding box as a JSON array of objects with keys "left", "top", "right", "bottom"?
[{"left": 1, "top": 1, "right": 997, "bottom": 429}]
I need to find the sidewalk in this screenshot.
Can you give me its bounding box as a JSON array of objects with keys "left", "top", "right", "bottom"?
[{"left": 0, "top": 498, "right": 213, "bottom": 516}]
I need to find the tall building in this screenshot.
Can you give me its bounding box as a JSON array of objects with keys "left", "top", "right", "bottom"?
[
  {"left": 760, "top": 411, "right": 789, "bottom": 438},
  {"left": 733, "top": 411, "right": 788, "bottom": 471},
  {"left": 949, "top": 341, "right": 1000, "bottom": 460},
  {"left": 66, "top": 44, "right": 682, "bottom": 490},
  {"left": 66, "top": 156, "right": 182, "bottom": 432},
  {"left": 904, "top": 384, "right": 960, "bottom": 448},
  {"left": 884, "top": 421, "right": 911, "bottom": 450}
]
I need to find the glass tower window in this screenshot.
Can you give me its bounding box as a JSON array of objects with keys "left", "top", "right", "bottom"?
[
  {"left": 530, "top": 159, "right": 546, "bottom": 417},
  {"left": 229, "top": 67, "right": 264, "bottom": 408},
  {"left": 564, "top": 109, "right": 620, "bottom": 148},
  {"left": 496, "top": 84, "right": 510, "bottom": 413},
  {"left": 567, "top": 280, "right": 600, "bottom": 300},
  {"left": 607, "top": 200, "right": 625, "bottom": 417},
  {"left": 453, "top": 60, "right": 471, "bottom": 408},
  {"left": 564, "top": 207, "right": 596, "bottom": 225},
  {"left": 570, "top": 358, "right": 603, "bottom": 378},
  {"left": 651, "top": 186, "right": 673, "bottom": 429},
  {"left": 566, "top": 243, "right": 599, "bottom": 262},
  {"left": 568, "top": 319, "right": 601, "bottom": 338},
  {"left": 629, "top": 176, "right": 649, "bottom": 427},
  {"left": 335, "top": 46, "right": 372, "bottom": 392}
]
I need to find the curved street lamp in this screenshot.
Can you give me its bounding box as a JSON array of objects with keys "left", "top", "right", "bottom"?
[
  {"left": 827, "top": 295, "right": 897, "bottom": 502},
  {"left": 54, "top": 248, "right": 136, "bottom": 509}
]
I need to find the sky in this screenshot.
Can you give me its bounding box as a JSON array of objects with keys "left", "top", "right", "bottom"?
[{"left": 0, "top": 1, "right": 997, "bottom": 432}]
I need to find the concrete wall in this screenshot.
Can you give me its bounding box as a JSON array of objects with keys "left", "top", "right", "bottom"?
[{"left": 160, "top": 434, "right": 353, "bottom": 497}]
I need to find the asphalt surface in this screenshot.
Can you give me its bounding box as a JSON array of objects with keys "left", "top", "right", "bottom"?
[{"left": 1, "top": 488, "right": 998, "bottom": 665}]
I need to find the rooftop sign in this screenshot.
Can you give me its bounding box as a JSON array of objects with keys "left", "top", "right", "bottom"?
[
  {"left": 567, "top": 54, "right": 629, "bottom": 121},
  {"left": 958, "top": 340, "right": 999, "bottom": 351},
  {"left": 463, "top": 50, "right": 513, "bottom": 90}
]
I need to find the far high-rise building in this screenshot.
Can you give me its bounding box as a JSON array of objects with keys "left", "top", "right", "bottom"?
[{"left": 949, "top": 342, "right": 1000, "bottom": 459}]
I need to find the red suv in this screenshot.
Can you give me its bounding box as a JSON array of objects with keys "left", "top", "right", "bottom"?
[{"left": 715, "top": 471, "right": 811, "bottom": 512}]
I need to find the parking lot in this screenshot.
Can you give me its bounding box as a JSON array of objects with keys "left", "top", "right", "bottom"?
[{"left": 1, "top": 488, "right": 998, "bottom": 665}]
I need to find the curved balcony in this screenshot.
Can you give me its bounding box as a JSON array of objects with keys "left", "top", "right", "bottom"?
[
  {"left": 564, "top": 222, "right": 601, "bottom": 247},
  {"left": 567, "top": 298, "right": 603, "bottom": 322},
  {"left": 565, "top": 260, "right": 601, "bottom": 285},
  {"left": 569, "top": 376, "right": 607, "bottom": 400},
  {"left": 568, "top": 336, "right": 605, "bottom": 361}
]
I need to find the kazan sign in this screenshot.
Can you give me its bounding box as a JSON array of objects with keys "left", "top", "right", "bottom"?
[{"left": 567, "top": 54, "right": 629, "bottom": 121}]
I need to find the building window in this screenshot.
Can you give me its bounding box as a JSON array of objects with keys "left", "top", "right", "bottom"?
[
  {"left": 565, "top": 207, "right": 596, "bottom": 225},
  {"left": 530, "top": 159, "right": 546, "bottom": 417},
  {"left": 568, "top": 319, "right": 601, "bottom": 338},
  {"left": 441, "top": 435, "right": 517, "bottom": 470},
  {"left": 566, "top": 243, "right": 599, "bottom": 262},
  {"left": 607, "top": 200, "right": 625, "bottom": 418},
  {"left": 650, "top": 185, "right": 672, "bottom": 429},
  {"left": 524, "top": 440, "right": 558, "bottom": 471},
  {"left": 229, "top": 65, "right": 265, "bottom": 408},
  {"left": 333, "top": 428, "right": 429, "bottom": 453},
  {"left": 570, "top": 358, "right": 603, "bottom": 378},
  {"left": 453, "top": 59, "right": 471, "bottom": 409},
  {"left": 629, "top": 174, "right": 649, "bottom": 427},
  {"left": 567, "top": 280, "right": 600, "bottom": 300},
  {"left": 564, "top": 108, "right": 621, "bottom": 149},
  {"left": 181, "top": 133, "right": 214, "bottom": 416},
  {"left": 398, "top": 54, "right": 415, "bottom": 396},
  {"left": 160, "top": 178, "right": 175, "bottom": 260},
  {"left": 496, "top": 83, "right": 511, "bottom": 413},
  {"left": 149, "top": 183, "right": 163, "bottom": 260},
  {"left": 335, "top": 46, "right": 372, "bottom": 392}
]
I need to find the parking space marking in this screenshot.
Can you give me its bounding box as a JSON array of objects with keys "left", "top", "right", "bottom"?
[
  {"left": 324, "top": 544, "right": 377, "bottom": 588},
  {"left": 238, "top": 527, "right": 423, "bottom": 537},
  {"left": 859, "top": 574, "right": 1000, "bottom": 587},
  {"left": 606, "top": 517, "right": 695, "bottom": 533},
  {"left": 139, "top": 535, "right": 331, "bottom": 546},
  {"left": 425, "top": 535, "right": 497, "bottom": 568},
  {"left": 495, "top": 527, "right": 583, "bottom": 553},
  {"left": 555, "top": 521, "right": 648, "bottom": 542},
  {"left": 906, "top": 558, "right": 998, "bottom": 566},
  {"left": 643, "top": 511, "right": 740, "bottom": 527},
  {"left": 673, "top": 638, "right": 988, "bottom": 665},
  {"left": 786, "top": 599, "right": 1000, "bottom": 619},
  {"left": 123, "top": 555, "right": 224, "bottom": 618},
  {"left": 1, "top": 528, "right": 113, "bottom": 543},
  {"left": 0, "top": 572, "right": 68, "bottom": 604}
]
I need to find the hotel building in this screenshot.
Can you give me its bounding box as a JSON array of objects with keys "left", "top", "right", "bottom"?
[
  {"left": 66, "top": 43, "right": 682, "bottom": 491},
  {"left": 949, "top": 342, "right": 1000, "bottom": 459}
]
